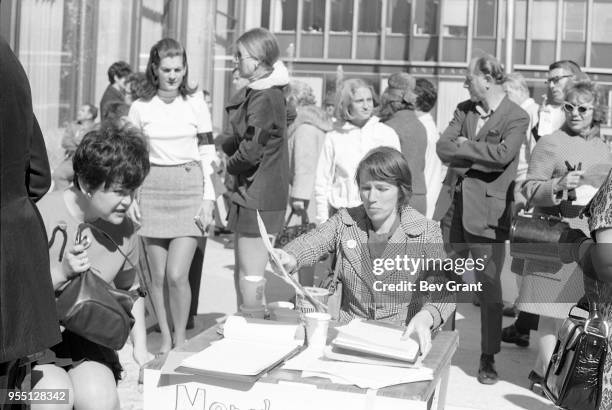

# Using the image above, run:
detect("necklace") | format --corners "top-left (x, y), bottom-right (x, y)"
top-left (157, 89), bottom-right (179, 103)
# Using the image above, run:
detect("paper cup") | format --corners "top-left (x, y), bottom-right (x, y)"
top-left (296, 287), bottom-right (330, 314)
top-left (239, 304), bottom-right (266, 319)
top-left (239, 275), bottom-right (266, 308)
top-left (304, 312), bottom-right (331, 347)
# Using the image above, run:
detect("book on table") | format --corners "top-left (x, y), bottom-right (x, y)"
top-left (331, 319), bottom-right (420, 364)
top-left (176, 315), bottom-right (304, 382)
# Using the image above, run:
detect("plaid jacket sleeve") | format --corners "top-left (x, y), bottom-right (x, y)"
top-left (283, 211), bottom-right (342, 269)
top-left (415, 221), bottom-right (456, 329)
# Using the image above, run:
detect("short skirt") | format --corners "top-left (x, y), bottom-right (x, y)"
top-left (227, 203), bottom-right (284, 235)
top-left (138, 162), bottom-right (204, 238)
top-left (36, 330), bottom-right (122, 383)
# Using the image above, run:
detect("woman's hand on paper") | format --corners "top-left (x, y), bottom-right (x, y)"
top-left (402, 310), bottom-right (434, 357)
top-left (270, 248), bottom-right (298, 274)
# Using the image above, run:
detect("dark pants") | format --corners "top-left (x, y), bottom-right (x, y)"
top-left (0, 359), bottom-right (26, 410)
top-left (515, 311), bottom-right (540, 333)
top-left (188, 239), bottom-right (206, 318)
top-left (442, 192), bottom-right (505, 355)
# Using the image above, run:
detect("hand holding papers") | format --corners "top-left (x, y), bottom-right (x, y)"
top-left (256, 210), bottom-right (328, 313)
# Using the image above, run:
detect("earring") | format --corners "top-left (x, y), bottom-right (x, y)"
top-left (86, 192), bottom-right (93, 198)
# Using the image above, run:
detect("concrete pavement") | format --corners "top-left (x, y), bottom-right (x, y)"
top-left (118, 234), bottom-right (557, 410)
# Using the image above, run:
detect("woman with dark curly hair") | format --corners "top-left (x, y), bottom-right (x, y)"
top-left (32, 127), bottom-right (151, 410)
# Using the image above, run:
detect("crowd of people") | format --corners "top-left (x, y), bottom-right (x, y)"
top-left (2, 25), bottom-right (612, 410)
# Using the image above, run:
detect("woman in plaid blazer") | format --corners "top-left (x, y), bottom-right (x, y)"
top-left (274, 147), bottom-right (455, 354)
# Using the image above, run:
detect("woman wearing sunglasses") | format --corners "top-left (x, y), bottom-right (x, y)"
top-left (514, 79), bottom-right (611, 389)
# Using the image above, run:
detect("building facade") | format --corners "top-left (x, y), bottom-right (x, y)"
top-left (2, 0), bottom-right (611, 147)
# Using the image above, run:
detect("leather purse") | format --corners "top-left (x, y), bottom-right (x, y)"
top-left (543, 304), bottom-right (608, 410)
top-left (51, 222), bottom-right (147, 350)
top-left (274, 210), bottom-right (316, 248)
top-left (510, 211), bottom-right (570, 262)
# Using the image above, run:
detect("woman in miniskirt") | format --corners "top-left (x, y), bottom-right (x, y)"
top-left (129, 38), bottom-right (216, 353)
top-left (222, 28), bottom-right (290, 308)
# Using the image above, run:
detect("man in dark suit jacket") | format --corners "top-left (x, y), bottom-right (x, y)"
top-left (436, 54), bottom-right (529, 385)
top-left (0, 35), bottom-right (61, 406)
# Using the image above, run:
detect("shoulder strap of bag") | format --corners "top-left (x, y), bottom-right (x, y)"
top-left (76, 222), bottom-right (149, 297)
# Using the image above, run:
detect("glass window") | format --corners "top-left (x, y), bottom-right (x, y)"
top-left (475, 0), bottom-right (496, 38)
top-left (280, 0), bottom-right (298, 31)
top-left (530, 0), bottom-right (557, 40)
top-left (414, 0), bottom-right (438, 35)
top-left (95, 1), bottom-right (133, 111)
top-left (303, 0), bottom-right (325, 32)
top-left (563, 0), bottom-right (585, 41)
top-left (358, 0), bottom-right (381, 32)
top-left (387, 0), bottom-right (411, 34)
top-left (443, 0), bottom-right (468, 37)
top-left (331, 0), bottom-right (354, 32)
top-left (498, 0), bottom-right (528, 40)
top-left (593, 1), bottom-right (612, 43)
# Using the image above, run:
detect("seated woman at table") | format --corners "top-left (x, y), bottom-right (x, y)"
top-left (272, 147), bottom-right (455, 355)
top-left (32, 126), bottom-right (151, 410)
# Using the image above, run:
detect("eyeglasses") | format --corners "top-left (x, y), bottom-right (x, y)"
top-left (563, 102), bottom-right (593, 115)
top-left (545, 75), bottom-right (573, 85)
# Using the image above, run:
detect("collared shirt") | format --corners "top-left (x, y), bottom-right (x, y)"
top-left (474, 97), bottom-right (503, 135)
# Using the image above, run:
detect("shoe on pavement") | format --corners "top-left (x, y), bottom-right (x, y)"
top-left (478, 354), bottom-right (499, 385)
top-left (501, 323), bottom-right (530, 347)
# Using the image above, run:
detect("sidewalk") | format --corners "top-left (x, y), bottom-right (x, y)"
top-left (118, 235), bottom-right (557, 410)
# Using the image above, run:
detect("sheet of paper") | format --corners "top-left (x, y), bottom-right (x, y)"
top-left (223, 315), bottom-right (300, 344)
top-left (333, 320), bottom-right (419, 362)
top-left (180, 339), bottom-right (301, 376)
top-left (282, 348), bottom-right (432, 389)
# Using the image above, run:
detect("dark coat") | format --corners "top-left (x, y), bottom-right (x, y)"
top-left (436, 97), bottom-right (529, 239)
top-left (384, 109), bottom-right (428, 215)
top-left (0, 36), bottom-right (61, 362)
top-left (222, 85), bottom-right (289, 211)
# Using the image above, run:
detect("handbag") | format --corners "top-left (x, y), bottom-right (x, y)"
top-left (509, 211), bottom-right (570, 262)
top-left (274, 209), bottom-right (316, 248)
top-left (509, 185), bottom-right (571, 263)
top-left (543, 303), bottom-right (609, 410)
top-left (51, 222), bottom-right (148, 350)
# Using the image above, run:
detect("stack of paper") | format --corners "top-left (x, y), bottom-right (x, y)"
top-left (332, 319), bottom-right (420, 363)
top-left (177, 316), bottom-right (303, 382)
top-left (282, 348), bottom-right (432, 389)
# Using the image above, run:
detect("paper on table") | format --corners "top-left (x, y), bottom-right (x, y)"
top-left (222, 315), bottom-right (300, 344)
top-left (176, 316), bottom-right (303, 377)
top-left (283, 348), bottom-right (433, 389)
top-left (333, 320), bottom-right (420, 363)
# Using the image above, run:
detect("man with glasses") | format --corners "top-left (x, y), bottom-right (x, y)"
top-left (437, 54), bottom-right (529, 385)
top-left (536, 60), bottom-right (582, 139)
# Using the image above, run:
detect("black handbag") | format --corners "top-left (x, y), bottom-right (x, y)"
top-left (51, 222), bottom-right (147, 350)
top-left (543, 304), bottom-right (608, 410)
top-left (274, 209), bottom-right (316, 248)
top-left (510, 211), bottom-right (570, 262)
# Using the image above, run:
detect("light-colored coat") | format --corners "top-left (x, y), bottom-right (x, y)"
top-left (284, 205), bottom-right (455, 326)
top-left (314, 116), bottom-right (400, 224)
